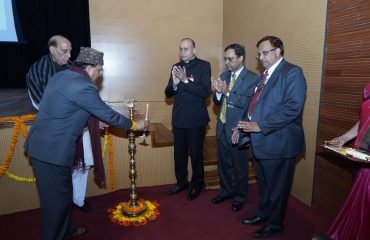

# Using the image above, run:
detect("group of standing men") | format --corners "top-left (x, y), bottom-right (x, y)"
top-left (24, 34), bottom-right (306, 239)
top-left (165, 36), bottom-right (307, 239)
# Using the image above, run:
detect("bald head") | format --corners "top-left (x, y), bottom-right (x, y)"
top-left (179, 38), bottom-right (196, 62)
top-left (48, 35), bottom-right (72, 65)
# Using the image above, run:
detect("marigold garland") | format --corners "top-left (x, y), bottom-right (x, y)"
top-left (107, 199), bottom-right (160, 227)
top-left (0, 114), bottom-right (117, 186)
top-left (102, 127), bottom-right (108, 158)
top-left (0, 115), bottom-right (34, 175)
top-left (0, 120), bottom-right (20, 176)
top-left (0, 115), bottom-right (35, 181)
top-left (107, 127), bottom-right (116, 191)
top-left (0, 115), bottom-right (37, 182)
top-left (5, 171), bottom-right (36, 183)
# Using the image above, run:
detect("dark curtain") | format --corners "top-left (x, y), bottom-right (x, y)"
top-left (0, 0), bottom-right (91, 88)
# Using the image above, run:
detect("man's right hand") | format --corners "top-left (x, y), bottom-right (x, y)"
top-left (231, 127), bottom-right (240, 144)
top-left (135, 119), bottom-right (147, 131)
top-left (212, 77), bottom-right (222, 93)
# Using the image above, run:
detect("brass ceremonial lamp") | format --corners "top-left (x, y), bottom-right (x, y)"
top-left (121, 99), bottom-right (147, 217)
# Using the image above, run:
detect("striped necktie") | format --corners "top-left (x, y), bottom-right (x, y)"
top-left (248, 70), bottom-right (268, 116)
top-left (219, 73), bottom-right (237, 123)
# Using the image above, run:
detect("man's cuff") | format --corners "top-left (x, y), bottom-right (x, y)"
top-left (130, 121), bottom-right (137, 130)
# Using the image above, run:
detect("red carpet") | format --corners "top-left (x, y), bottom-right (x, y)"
top-left (0, 184), bottom-right (331, 240)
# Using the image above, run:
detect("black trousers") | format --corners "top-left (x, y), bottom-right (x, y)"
top-left (32, 158), bottom-right (75, 240)
top-left (217, 125), bottom-right (249, 203)
top-left (254, 157), bottom-right (296, 230)
top-left (173, 126), bottom-right (206, 189)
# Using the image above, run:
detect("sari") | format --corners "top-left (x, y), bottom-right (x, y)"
top-left (328, 83), bottom-right (370, 240)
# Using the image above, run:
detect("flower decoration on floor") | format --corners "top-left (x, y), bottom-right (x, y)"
top-left (108, 199), bottom-right (160, 227)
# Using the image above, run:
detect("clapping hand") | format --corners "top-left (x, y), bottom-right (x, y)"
top-left (171, 68), bottom-right (180, 87)
top-left (212, 78), bottom-right (228, 95)
top-left (172, 65), bottom-right (188, 83)
top-left (212, 77), bottom-right (222, 92)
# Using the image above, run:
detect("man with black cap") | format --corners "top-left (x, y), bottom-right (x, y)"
top-left (26, 35), bottom-right (101, 214)
top-left (24, 47), bottom-right (145, 240)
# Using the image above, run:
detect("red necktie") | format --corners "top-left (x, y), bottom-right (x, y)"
top-left (248, 70), bottom-right (268, 116)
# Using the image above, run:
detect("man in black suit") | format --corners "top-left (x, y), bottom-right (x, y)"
top-left (235, 36), bottom-right (307, 238)
top-left (165, 38), bottom-right (211, 201)
top-left (24, 47), bottom-right (145, 240)
top-left (212, 44), bottom-right (259, 212)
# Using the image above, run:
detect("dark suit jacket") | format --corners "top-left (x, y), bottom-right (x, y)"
top-left (165, 57), bottom-right (211, 128)
top-left (249, 59), bottom-right (306, 159)
top-left (214, 67), bottom-right (259, 142)
top-left (24, 69), bottom-right (133, 167)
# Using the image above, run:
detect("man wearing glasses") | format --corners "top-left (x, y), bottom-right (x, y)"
top-left (211, 43), bottom-right (259, 212)
top-left (235, 36), bottom-right (307, 238)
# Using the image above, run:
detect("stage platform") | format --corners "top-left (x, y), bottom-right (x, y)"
top-left (0, 89), bottom-right (36, 117)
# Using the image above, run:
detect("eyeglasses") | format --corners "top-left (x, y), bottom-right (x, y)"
top-left (257, 48), bottom-right (277, 58)
top-left (179, 47), bottom-right (192, 52)
top-left (93, 66), bottom-right (104, 74)
top-left (224, 56), bottom-right (238, 62)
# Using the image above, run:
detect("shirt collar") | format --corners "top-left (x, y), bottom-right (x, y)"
top-left (184, 56), bottom-right (196, 64)
top-left (232, 66), bottom-right (244, 79)
top-left (265, 57), bottom-right (283, 77)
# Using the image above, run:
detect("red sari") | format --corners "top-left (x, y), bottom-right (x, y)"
top-left (328, 83), bottom-right (370, 240)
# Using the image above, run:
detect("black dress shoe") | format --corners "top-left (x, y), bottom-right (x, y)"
top-left (231, 201), bottom-right (244, 212)
top-left (252, 226), bottom-right (283, 238)
top-left (74, 203), bottom-right (91, 213)
top-left (211, 195), bottom-right (232, 204)
top-left (187, 187), bottom-right (202, 201)
top-left (167, 185), bottom-right (189, 195)
top-left (242, 216), bottom-right (266, 225)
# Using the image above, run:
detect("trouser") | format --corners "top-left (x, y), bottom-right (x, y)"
top-left (254, 157), bottom-right (296, 230)
top-left (32, 158), bottom-right (75, 240)
top-left (72, 166), bottom-right (90, 206)
top-left (72, 129), bottom-right (93, 206)
top-left (217, 124), bottom-right (249, 203)
top-left (173, 126), bottom-right (206, 189)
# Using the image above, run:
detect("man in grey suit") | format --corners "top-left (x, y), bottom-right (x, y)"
top-left (235, 36), bottom-right (306, 238)
top-left (24, 47), bottom-right (145, 240)
top-left (212, 44), bottom-right (259, 212)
